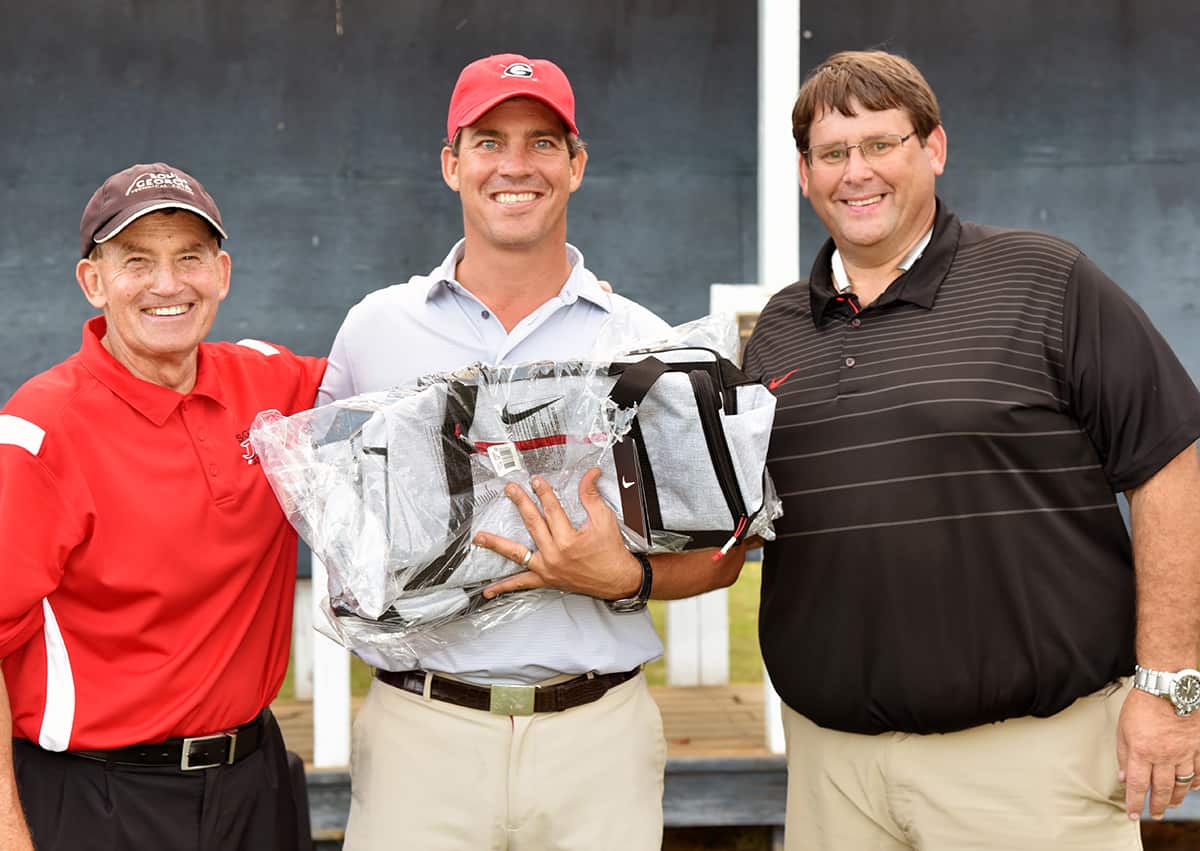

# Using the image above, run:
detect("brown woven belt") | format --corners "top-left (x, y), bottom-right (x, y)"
top-left (375, 666), bottom-right (641, 715)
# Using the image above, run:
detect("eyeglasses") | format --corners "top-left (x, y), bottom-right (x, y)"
top-left (804, 133), bottom-right (916, 169)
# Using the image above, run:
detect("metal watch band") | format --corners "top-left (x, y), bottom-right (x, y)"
top-left (1133, 663), bottom-right (1200, 718)
top-left (1133, 664), bottom-right (1173, 697)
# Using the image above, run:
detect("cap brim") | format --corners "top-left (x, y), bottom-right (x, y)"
top-left (456, 91), bottom-right (579, 137)
top-left (93, 201), bottom-right (228, 246)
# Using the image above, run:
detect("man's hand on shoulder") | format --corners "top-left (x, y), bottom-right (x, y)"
top-left (475, 468), bottom-right (641, 601)
top-left (1117, 686), bottom-right (1200, 820)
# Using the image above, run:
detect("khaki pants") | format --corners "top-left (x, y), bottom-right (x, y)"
top-left (782, 680), bottom-right (1142, 851)
top-left (344, 672), bottom-right (666, 851)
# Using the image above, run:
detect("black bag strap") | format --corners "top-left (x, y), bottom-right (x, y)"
top-left (610, 347), bottom-right (755, 415)
top-left (608, 356), bottom-right (671, 409)
top-left (607, 356), bottom-right (674, 546)
top-left (403, 380), bottom-right (479, 590)
top-left (626, 417), bottom-right (664, 531)
top-left (688, 369), bottom-right (747, 530)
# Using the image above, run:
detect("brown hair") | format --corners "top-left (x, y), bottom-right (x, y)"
top-left (446, 128), bottom-right (587, 159)
top-left (445, 99), bottom-right (587, 160)
top-left (792, 51), bottom-right (941, 154)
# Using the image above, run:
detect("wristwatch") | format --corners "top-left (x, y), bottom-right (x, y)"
top-left (1133, 664), bottom-right (1200, 716)
top-left (607, 553), bottom-right (653, 613)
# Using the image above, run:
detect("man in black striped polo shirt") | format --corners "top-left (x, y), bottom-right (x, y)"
top-left (744, 50), bottom-right (1200, 849)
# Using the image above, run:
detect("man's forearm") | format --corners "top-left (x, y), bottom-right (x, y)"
top-left (1116, 443), bottom-right (1200, 821)
top-left (647, 542), bottom-right (748, 600)
top-left (0, 668), bottom-right (34, 850)
top-left (1127, 443), bottom-right (1200, 668)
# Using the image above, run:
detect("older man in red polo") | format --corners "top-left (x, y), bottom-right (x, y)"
top-left (0, 163), bottom-right (326, 850)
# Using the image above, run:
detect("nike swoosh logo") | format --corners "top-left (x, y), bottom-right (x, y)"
top-left (500, 397), bottom-right (561, 426)
top-left (767, 368), bottom-right (800, 391)
top-left (621, 477), bottom-right (636, 489)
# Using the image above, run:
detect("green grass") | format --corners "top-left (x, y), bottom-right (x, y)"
top-left (645, 560), bottom-right (763, 687)
top-left (284, 560), bottom-right (764, 697)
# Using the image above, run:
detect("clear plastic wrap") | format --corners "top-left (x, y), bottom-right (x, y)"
top-left (252, 359), bottom-right (632, 668)
top-left (251, 314), bottom-right (782, 667)
top-left (588, 311), bottom-right (742, 364)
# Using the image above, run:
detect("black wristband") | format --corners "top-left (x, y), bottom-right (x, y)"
top-left (606, 552), bottom-right (653, 613)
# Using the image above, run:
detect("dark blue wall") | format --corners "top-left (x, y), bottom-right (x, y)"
top-left (3, 1), bottom-right (1198, 403)
top-left (798, 0), bottom-right (1200, 374)
top-left (0, 1), bottom-right (757, 401)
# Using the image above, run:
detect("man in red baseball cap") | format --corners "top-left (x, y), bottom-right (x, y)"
top-left (0, 162), bottom-right (326, 850)
top-left (320, 53), bottom-right (747, 851)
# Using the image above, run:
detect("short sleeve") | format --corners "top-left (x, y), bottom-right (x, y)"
top-left (1063, 254), bottom-right (1200, 491)
top-left (0, 437), bottom-right (82, 658)
top-left (318, 312), bottom-right (360, 405)
top-left (231, 340), bottom-right (327, 414)
top-left (286, 352), bottom-right (328, 413)
top-left (743, 328), bottom-right (764, 376)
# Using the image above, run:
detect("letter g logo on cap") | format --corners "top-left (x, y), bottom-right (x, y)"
top-left (502, 62), bottom-right (534, 78)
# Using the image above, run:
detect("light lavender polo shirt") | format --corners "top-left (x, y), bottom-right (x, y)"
top-left (318, 240), bottom-right (669, 684)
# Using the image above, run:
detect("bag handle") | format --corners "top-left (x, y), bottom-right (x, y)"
top-left (608, 356), bottom-right (671, 409)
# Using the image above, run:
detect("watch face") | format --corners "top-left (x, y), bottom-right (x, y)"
top-left (1170, 672), bottom-right (1200, 713)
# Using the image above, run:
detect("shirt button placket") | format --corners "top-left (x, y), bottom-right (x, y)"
top-left (842, 312), bottom-right (863, 370)
top-left (183, 397), bottom-right (222, 486)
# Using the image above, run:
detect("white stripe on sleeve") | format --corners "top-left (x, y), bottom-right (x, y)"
top-left (38, 599), bottom-right (75, 751)
top-left (236, 339), bottom-right (280, 356)
top-left (0, 414), bottom-right (45, 456)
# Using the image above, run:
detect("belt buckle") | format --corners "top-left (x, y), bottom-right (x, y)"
top-left (489, 684), bottom-right (535, 716)
top-left (180, 731), bottom-right (237, 770)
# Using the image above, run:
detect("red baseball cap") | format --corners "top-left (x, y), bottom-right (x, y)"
top-left (446, 53), bottom-right (578, 142)
top-left (79, 162), bottom-right (227, 258)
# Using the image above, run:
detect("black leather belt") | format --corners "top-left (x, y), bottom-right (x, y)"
top-left (376, 667), bottom-right (641, 715)
top-left (70, 711), bottom-right (267, 771)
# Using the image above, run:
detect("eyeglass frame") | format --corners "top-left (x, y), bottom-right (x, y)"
top-left (802, 132), bottom-right (917, 168)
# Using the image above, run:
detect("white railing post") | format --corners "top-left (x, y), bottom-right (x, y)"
top-left (310, 555), bottom-right (352, 767)
top-left (666, 592), bottom-right (730, 686)
top-left (764, 668), bottom-right (787, 754)
top-left (666, 283), bottom-right (776, 688)
top-left (291, 577), bottom-right (314, 700)
top-left (757, 0), bottom-right (801, 751)
top-left (758, 0), bottom-right (801, 293)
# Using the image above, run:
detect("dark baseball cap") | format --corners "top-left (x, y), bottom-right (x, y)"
top-left (79, 162), bottom-right (227, 258)
top-left (446, 53), bottom-right (578, 142)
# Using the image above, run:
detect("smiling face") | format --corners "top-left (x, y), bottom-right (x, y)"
top-left (75, 211), bottom-right (230, 391)
top-left (441, 97), bottom-right (587, 252)
top-left (799, 99), bottom-right (946, 269)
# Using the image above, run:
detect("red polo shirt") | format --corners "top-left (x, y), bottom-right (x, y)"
top-left (0, 317), bottom-right (326, 750)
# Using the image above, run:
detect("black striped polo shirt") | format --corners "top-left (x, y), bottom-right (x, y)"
top-left (743, 201), bottom-right (1200, 735)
